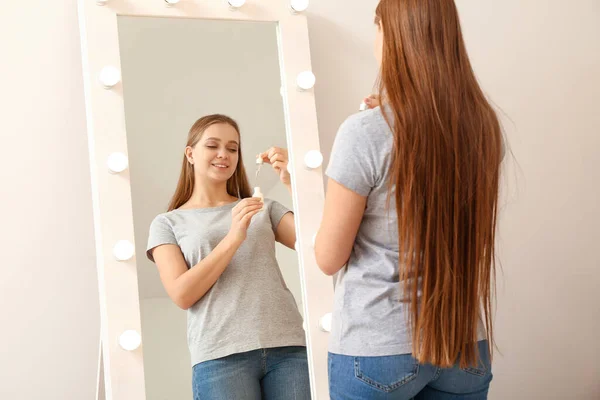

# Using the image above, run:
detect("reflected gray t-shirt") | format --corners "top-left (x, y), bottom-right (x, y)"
top-left (326, 107), bottom-right (486, 357)
top-left (147, 198), bottom-right (305, 366)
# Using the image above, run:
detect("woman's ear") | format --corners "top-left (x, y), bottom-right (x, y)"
top-left (185, 146), bottom-right (194, 164)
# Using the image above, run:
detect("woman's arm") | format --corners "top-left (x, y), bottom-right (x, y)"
top-left (257, 146), bottom-right (296, 247)
top-left (315, 178), bottom-right (367, 276)
top-left (275, 212), bottom-right (296, 250)
top-left (258, 147), bottom-right (292, 195)
top-left (152, 235), bottom-right (241, 310)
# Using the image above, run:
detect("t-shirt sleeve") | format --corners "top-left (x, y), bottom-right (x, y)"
top-left (146, 214), bottom-right (178, 263)
top-left (268, 199), bottom-right (292, 233)
top-left (326, 114), bottom-right (377, 196)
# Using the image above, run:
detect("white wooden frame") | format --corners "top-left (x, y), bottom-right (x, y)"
top-left (78, 0), bottom-right (333, 399)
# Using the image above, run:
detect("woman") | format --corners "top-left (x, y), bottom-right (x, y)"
top-left (315, 0), bottom-right (503, 399)
top-left (146, 114), bottom-right (310, 399)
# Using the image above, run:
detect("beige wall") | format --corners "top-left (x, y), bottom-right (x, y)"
top-left (1, 1), bottom-right (598, 399)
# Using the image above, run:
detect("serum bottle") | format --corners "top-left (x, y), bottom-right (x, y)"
top-left (254, 155), bottom-right (264, 210)
top-left (252, 187), bottom-right (264, 211)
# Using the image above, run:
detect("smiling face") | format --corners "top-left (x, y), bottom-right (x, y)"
top-left (186, 122), bottom-right (240, 184)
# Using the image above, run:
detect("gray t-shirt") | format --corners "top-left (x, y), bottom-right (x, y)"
top-left (147, 198), bottom-right (306, 366)
top-left (326, 106), bottom-right (486, 357)
top-left (326, 107), bottom-right (410, 356)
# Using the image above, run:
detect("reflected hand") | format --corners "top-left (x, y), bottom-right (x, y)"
top-left (258, 147), bottom-right (290, 186)
top-left (363, 94), bottom-right (380, 109)
top-left (227, 198), bottom-right (263, 245)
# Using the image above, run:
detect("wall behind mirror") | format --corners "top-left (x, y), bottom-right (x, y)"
top-left (117, 16), bottom-right (303, 400)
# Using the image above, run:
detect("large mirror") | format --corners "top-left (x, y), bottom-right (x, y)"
top-left (117, 16), bottom-right (310, 399)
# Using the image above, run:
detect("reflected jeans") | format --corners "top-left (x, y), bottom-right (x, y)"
top-left (192, 346), bottom-right (310, 400)
top-left (329, 341), bottom-right (492, 400)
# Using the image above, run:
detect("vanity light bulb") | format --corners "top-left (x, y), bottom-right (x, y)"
top-left (228, 0), bottom-right (246, 8)
top-left (119, 330), bottom-right (141, 351)
top-left (99, 66), bottom-right (121, 89)
top-left (304, 150), bottom-right (323, 169)
top-left (319, 313), bottom-right (332, 332)
top-left (296, 71), bottom-right (316, 90)
top-left (113, 240), bottom-right (135, 261)
top-left (291, 0), bottom-right (309, 12)
top-left (107, 152), bottom-right (128, 173)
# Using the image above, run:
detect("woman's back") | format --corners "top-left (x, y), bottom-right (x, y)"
top-left (317, 0), bottom-right (502, 397)
top-left (326, 106), bottom-right (408, 355)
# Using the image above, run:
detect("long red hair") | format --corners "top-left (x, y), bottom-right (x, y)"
top-left (167, 114), bottom-right (252, 211)
top-left (375, 0), bottom-right (502, 368)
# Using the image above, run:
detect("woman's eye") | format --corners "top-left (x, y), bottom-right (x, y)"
top-left (206, 145), bottom-right (217, 149)
top-left (228, 148), bottom-right (238, 153)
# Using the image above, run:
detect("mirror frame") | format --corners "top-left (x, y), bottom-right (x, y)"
top-left (77, 1), bottom-right (333, 399)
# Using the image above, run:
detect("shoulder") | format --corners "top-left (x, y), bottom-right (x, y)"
top-left (149, 212), bottom-right (174, 230)
top-left (263, 198), bottom-right (290, 211)
top-left (149, 211), bottom-right (190, 232)
top-left (337, 106), bottom-right (391, 143)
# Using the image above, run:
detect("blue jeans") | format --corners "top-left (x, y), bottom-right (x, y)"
top-left (192, 346), bottom-right (310, 400)
top-left (329, 341), bottom-right (492, 400)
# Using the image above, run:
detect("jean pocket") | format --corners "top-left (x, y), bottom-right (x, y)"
top-left (354, 355), bottom-right (419, 393)
top-left (461, 365), bottom-right (487, 377)
top-left (460, 341), bottom-right (492, 377)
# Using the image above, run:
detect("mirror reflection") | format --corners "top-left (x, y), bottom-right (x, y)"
top-left (117, 16), bottom-right (310, 400)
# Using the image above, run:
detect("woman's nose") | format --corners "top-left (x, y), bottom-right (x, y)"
top-left (217, 149), bottom-right (228, 159)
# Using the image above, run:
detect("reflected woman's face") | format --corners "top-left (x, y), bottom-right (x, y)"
top-left (187, 123), bottom-right (240, 183)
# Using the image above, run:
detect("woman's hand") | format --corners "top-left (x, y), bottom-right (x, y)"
top-left (226, 198), bottom-right (263, 245)
top-left (363, 94), bottom-right (380, 109)
top-left (258, 147), bottom-right (291, 187)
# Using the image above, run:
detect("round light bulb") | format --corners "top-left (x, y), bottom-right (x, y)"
top-left (228, 0), bottom-right (246, 8)
top-left (107, 152), bottom-right (128, 173)
top-left (99, 66), bottom-right (121, 89)
top-left (113, 240), bottom-right (135, 261)
top-left (291, 0), bottom-right (309, 12)
top-left (319, 313), bottom-right (332, 332)
top-left (304, 150), bottom-right (323, 169)
top-left (119, 330), bottom-right (141, 351)
top-left (165, 0), bottom-right (180, 5)
top-left (296, 71), bottom-right (316, 90)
